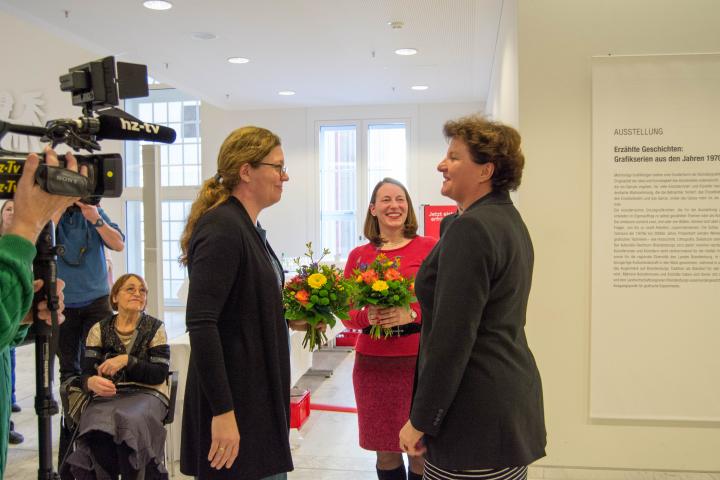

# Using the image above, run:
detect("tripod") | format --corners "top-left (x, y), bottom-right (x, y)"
top-left (32, 221), bottom-right (64, 480)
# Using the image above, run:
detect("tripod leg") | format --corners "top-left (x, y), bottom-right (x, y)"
top-left (33, 222), bottom-right (62, 480)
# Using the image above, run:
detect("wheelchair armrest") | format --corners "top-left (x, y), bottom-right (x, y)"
top-left (164, 370), bottom-right (179, 425)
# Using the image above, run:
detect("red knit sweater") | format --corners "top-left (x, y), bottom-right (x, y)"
top-left (342, 236), bottom-right (437, 356)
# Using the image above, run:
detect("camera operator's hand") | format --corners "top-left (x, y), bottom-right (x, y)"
top-left (74, 201), bottom-right (102, 224)
top-left (97, 354), bottom-right (129, 378)
top-left (7, 147), bottom-right (83, 244)
top-left (21, 278), bottom-right (66, 326)
top-left (72, 199), bottom-right (125, 253)
top-left (87, 375), bottom-right (117, 397)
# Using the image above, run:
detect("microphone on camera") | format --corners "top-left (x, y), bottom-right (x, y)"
top-left (81, 115), bottom-right (177, 143)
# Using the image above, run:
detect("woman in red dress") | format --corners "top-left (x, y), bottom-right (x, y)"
top-left (342, 178), bottom-right (436, 480)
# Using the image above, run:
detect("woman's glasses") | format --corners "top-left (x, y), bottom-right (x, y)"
top-left (122, 286), bottom-right (148, 296)
top-left (257, 162), bottom-right (288, 175)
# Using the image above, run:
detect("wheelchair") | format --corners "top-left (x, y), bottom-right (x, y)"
top-left (58, 371), bottom-right (179, 478)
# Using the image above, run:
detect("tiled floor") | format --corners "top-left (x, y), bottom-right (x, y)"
top-left (5, 328), bottom-right (379, 479)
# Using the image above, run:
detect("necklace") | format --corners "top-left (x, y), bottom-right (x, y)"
top-left (380, 238), bottom-right (411, 250)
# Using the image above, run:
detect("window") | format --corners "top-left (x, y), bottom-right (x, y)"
top-left (124, 200), bottom-right (192, 307)
top-left (122, 88), bottom-right (201, 306)
top-left (125, 201), bottom-right (144, 277)
top-left (367, 124), bottom-right (408, 190)
top-left (124, 89), bottom-right (202, 188)
top-left (319, 120), bottom-right (408, 259)
top-left (161, 201), bottom-right (192, 304)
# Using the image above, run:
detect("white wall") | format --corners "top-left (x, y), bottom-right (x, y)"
top-left (518, 0), bottom-right (720, 472)
top-left (486, 0), bottom-right (518, 126)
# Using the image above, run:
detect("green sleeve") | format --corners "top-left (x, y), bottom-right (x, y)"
top-left (0, 234), bottom-right (36, 349)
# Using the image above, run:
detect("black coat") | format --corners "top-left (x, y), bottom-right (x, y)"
top-left (180, 197), bottom-right (292, 480)
top-left (411, 190), bottom-right (546, 469)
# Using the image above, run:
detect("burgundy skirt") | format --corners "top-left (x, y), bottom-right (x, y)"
top-left (352, 353), bottom-right (417, 452)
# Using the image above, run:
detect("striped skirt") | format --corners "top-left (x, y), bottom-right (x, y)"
top-left (423, 461), bottom-right (528, 480)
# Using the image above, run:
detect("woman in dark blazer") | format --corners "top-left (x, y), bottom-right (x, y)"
top-left (400, 116), bottom-right (546, 480)
top-left (178, 126), bottom-right (293, 480)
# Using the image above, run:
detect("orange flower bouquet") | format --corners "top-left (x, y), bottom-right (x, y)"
top-left (350, 254), bottom-right (415, 339)
top-left (283, 243), bottom-right (352, 350)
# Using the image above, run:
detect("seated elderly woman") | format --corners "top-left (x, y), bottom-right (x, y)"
top-left (64, 273), bottom-right (170, 480)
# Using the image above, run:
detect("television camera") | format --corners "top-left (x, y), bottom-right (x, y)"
top-left (0, 56), bottom-right (176, 203)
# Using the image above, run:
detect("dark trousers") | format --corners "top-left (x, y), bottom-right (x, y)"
top-left (73, 432), bottom-right (148, 480)
top-left (57, 295), bottom-right (112, 383)
top-left (10, 348), bottom-right (16, 404)
top-left (57, 295), bottom-right (111, 479)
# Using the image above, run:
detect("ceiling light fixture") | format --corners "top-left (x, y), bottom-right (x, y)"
top-left (411, 85), bottom-right (429, 91)
top-left (395, 48), bottom-right (418, 56)
top-left (143, 1), bottom-right (173, 11)
top-left (191, 32), bottom-right (216, 40)
top-left (278, 90), bottom-right (296, 96)
top-left (227, 57), bottom-right (250, 64)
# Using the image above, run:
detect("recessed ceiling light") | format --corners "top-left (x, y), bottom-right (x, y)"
top-left (411, 85), bottom-right (429, 91)
top-left (227, 57), bottom-right (250, 64)
top-left (395, 48), bottom-right (418, 56)
top-left (143, 1), bottom-right (172, 11)
top-left (278, 90), bottom-right (296, 96)
top-left (191, 32), bottom-right (216, 40)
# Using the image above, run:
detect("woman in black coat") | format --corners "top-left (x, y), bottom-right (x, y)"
top-left (400, 116), bottom-right (546, 480)
top-left (179, 126), bottom-right (293, 480)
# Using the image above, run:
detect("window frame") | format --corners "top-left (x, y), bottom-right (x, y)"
top-left (121, 87), bottom-right (201, 308)
top-left (315, 117), bottom-right (411, 260)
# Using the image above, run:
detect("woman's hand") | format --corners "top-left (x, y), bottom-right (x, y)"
top-left (87, 375), bottom-right (117, 397)
top-left (368, 306), bottom-right (414, 328)
top-left (208, 410), bottom-right (240, 469)
top-left (97, 354), bottom-right (129, 378)
top-left (288, 320), bottom-right (328, 333)
top-left (399, 420), bottom-right (427, 456)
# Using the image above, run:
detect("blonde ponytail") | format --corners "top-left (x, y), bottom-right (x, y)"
top-left (179, 176), bottom-right (229, 265)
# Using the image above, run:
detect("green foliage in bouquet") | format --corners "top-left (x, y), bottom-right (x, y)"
top-left (350, 254), bottom-right (415, 339)
top-left (283, 242), bottom-right (353, 350)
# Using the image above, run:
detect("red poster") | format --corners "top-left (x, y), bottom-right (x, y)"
top-left (422, 205), bottom-right (458, 239)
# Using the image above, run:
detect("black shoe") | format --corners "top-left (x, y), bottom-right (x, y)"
top-left (11, 403), bottom-right (21, 413)
top-left (9, 429), bottom-right (24, 445)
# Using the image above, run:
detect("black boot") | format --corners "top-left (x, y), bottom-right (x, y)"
top-left (377, 465), bottom-right (407, 480)
top-left (8, 421), bottom-right (24, 445)
top-left (408, 468), bottom-right (423, 480)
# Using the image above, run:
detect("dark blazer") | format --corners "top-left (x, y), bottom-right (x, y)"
top-left (439, 210), bottom-right (459, 237)
top-left (411, 190), bottom-right (546, 469)
top-left (180, 197), bottom-right (292, 480)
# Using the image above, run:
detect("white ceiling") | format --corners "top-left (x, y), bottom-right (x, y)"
top-left (0, 0), bottom-right (503, 110)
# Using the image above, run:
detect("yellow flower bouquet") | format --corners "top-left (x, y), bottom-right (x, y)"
top-left (350, 254), bottom-right (415, 339)
top-left (283, 243), bottom-right (353, 350)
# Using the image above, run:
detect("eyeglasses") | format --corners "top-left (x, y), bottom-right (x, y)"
top-left (257, 162), bottom-right (288, 175)
top-left (122, 286), bottom-right (148, 296)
